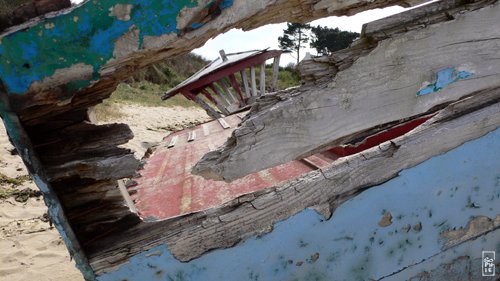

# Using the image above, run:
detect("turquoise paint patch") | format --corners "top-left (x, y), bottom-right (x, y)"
top-left (89, 20), bottom-right (132, 56)
top-left (97, 128), bottom-right (500, 281)
top-left (0, 0), bottom-right (234, 95)
top-left (191, 23), bottom-right (204, 29)
top-left (417, 67), bottom-right (474, 96)
top-left (220, 0), bottom-right (233, 9)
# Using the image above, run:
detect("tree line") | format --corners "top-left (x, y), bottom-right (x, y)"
top-left (278, 23), bottom-right (359, 65)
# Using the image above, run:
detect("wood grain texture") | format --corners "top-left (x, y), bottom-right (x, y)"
top-left (271, 56), bottom-right (280, 91)
top-left (88, 89), bottom-right (500, 274)
top-left (0, 0), bottom-right (71, 32)
top-left (193, 1), bottom-right (500, 181)
top-left (5, 0), bottom-right (428, 127)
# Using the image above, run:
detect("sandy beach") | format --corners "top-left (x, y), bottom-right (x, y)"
top-left (0, 104), bottom-right (209, 281)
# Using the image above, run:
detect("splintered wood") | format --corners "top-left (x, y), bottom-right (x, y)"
top-left (193, 0), bottom-right (500, 181)
top-left (1, 0), bottom-right (499, 277)
top-left (89, 86), bottom-right (500, 274)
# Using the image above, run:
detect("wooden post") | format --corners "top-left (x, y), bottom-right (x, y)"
top-left (202, 88), bottom-right (230, 116)
top-left (209, 83), bottom-right (231, 107)
top-left (118, 180), bottom-right (137, 213)
top-left (219, 49), bottom-right (228, 62)
top-left (260, 62), bottom-right (266, 95)
top-left (200, 88), bottom-right (217, 104)
top-left (240, 70), bottom-right (251, 98)
top-left (271, 55), bottom-right (280, 92)
top-left (183, 91), bottom-right (221, 120)
top-left (217, 79), bottom-right (238, 104)
top-left (229, 74), bottom-right (245, 104)
top-left (250, 66), bottom-right (257, 97)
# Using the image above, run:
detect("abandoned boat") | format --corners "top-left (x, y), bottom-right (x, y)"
top-left (0, 0), bottom-right (498, 280)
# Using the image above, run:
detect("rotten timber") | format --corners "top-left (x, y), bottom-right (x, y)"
top-left (2, 0), bottom-right (426, 127)
top-left (0, 0), bottom-right (71, 32)
top-left (0, 0), bottom-right (499, 279)
top-left (88, 84), bottom-right (500, 274)
top-left (193, 0), bottom-right (500, 181)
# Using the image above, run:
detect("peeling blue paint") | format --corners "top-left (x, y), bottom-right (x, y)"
top-left (417, 67), bottom-right (474, 96)
top-left (0, 0), bottom-right (234, 95)
top-left (220, 0), bottom-right (234, 9)
top-left (97, 128), bottom-right (500, 281)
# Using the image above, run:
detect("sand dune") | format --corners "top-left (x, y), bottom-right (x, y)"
top-left (0, 104), bottom-right (209, 281)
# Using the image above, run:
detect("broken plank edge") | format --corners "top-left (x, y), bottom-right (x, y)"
top-left (87, 91), bottom-right (499, 274)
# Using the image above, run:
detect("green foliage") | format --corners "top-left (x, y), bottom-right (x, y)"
top-left (108, 81), bottom-right (198, 108)
top-left (0, 186), bottom-right (41, 202)
top-left (94, 52), bottom-right (301, 121)
top-left (310, 26), bottom-right (359, 56)
top-left (0, 188), bottom-right (17, 200)
top-left (277, 67), bottom-right (300, 89)
top-left (94, 53), bottom-right (207, 120)
top-left (131, 53), bottom-right (209, 88)
top-left (278, 23), bottom-right (312, 65)
top-left (0, 173), bottom-right (30, 186)
top-left (234, 64), bottom-right (300, 92)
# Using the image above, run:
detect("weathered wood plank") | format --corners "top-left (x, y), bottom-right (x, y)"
top-left (187, 131), bottom-right (196, 142)
top-left (250, 66), bottom-right (257, 97)
top-left (0, 84), bottom-right (96, 280)
top-left (88, 87), bottom-right (500, 273)
top-left (228, 74), bottom-right (245, 103)
top-left (362, 0), bottom-right (497, 40)
top-left (299, 0), bottom-right (493, 86)
top-left (118, 180), bottom-right (138, 214)
top-left (182, 91), bottom-right (221, 119)
top-left (260, 62), bottom-right (266, 95)
top-left (193, 2), bottom-right (500, 181)
top-left (240, 70), bottom-right (251, 98)
top-left (210, 95), bottom-right (231, 116)
top-left (0, 0), bottom-right (71, 32)
top-left (207, 84), bottom-right (231, 113)
top-left (217, 118), bottom-right (231, 129)
top-left (271, 56), bottom-right (280, 91)
top-left (217, 79), bottom-right (238, 104)
top-left (193, 94), bottom-right (222, 120)
top-left (3, 0), bottom-right (430, 128)
top-left (56, 180), bottom-right (123, 209)
top-left (167, 136), bottom-right (178, 148)
top-left (210, 83), bottom-right (231, 107)
top-left (33, 122), bottom-right (134, 165)
top-left (45, 154), bottom-right (139, 181)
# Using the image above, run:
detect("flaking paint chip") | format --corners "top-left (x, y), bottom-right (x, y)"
top-left (413, 222), bottom-right (422, 232)
top-left (378, 211), bottom-right (393, 227)
top-left (109, 4), bottom-right (134, 21)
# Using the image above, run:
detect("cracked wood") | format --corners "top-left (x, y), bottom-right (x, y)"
top-left (193, 1), bottom-right (500, 181)
top-left (87, 88), bottom-right (500, 274)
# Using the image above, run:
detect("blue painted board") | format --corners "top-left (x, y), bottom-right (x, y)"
top-left (97, 128), bottom-right (500, 281)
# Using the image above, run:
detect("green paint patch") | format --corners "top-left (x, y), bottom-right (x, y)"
top-left (0, 0), bottom-right (203, 94)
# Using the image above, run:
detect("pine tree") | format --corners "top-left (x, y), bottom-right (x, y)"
top-left (278, 23), bottom-right (312, 65)
top-left (310, 26), bottom-right (359, 56)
